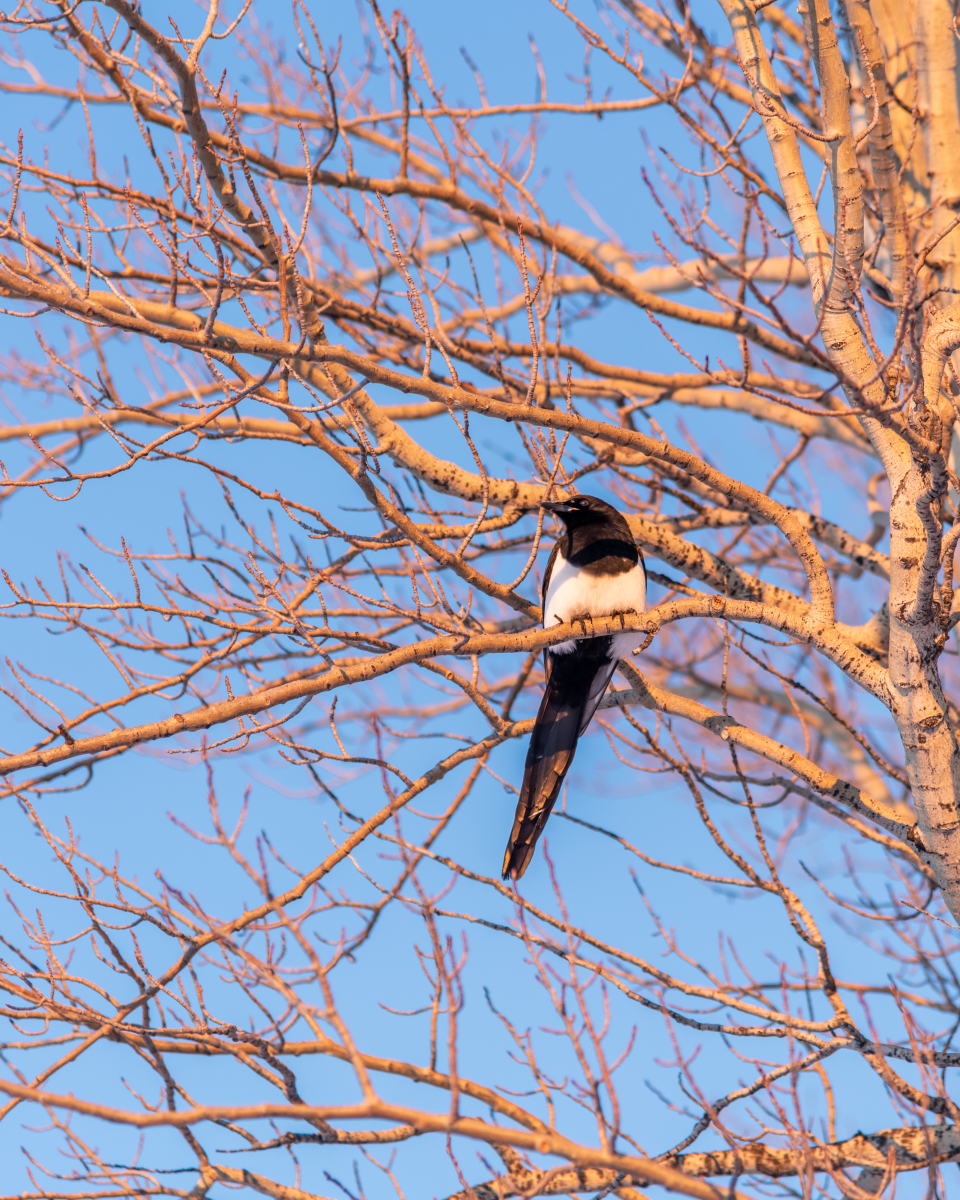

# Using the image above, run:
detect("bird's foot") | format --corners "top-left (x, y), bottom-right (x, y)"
top-left (610, 608), bottom-right (637, 630)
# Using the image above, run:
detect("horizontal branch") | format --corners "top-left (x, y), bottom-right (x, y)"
top-left (0, 404), bottom-right (882, 595)
top-left (7, 16), bottom-right (827, 372)
top-left (1, 378), bottom-right (870, 456)
top-left (444, 1123), bottom-right (960, 1196)
top-left (0, 993), bottom-right (551, 1136)
top-left (607, 663), bottom-right (919, 847)
top-left (0, 403), bottom-right (447, 446)
top-left (311, 191), bottom-right (822, 367)
top-left (0, 1078), bottom-right (755, 1200)
top-left (0, 597), bottom-right (883, 776)
top-left (664, 1123), bottom-right (960, 1177)
top-left (564, 253), bottom-right (810, 296)
top-left (0, 276), bottom-right (843, 629)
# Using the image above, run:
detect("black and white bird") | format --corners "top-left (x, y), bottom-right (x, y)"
top-left (502, 495), bottom-right (647, 880)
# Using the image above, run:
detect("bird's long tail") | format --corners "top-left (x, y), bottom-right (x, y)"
top-left (502, 639), bottom-right (617, 880)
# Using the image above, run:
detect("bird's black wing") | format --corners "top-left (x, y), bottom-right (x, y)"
top-left (540, 539), bottom-right (561, 615)
top-left (502, 635), bottom-right (616, 880)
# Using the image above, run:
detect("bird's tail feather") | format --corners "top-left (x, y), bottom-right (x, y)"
top-left (502, 642), bottom-right (617, 880)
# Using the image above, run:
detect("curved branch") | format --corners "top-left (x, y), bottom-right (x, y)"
top-left (606, 663), bottom-right (922, 854)
top-left (57, 3), bottom-right (830, 370)
top-left (0, 272), bottom-right (840, 629)
top-left (0, 596), bottom-right (885, 777)
top-left (442, 1123), bottom-right (960, 1193)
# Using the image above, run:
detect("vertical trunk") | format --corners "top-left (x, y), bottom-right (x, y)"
top-left (916, 0), bottom-right (960, 291)
top-left (887, 452), bottom-right (960, 920)
top-left (724, 0), bottom-right (960, 921)
top-left (845, 0), bottom-right (912, 298)
top-left (870, 0), bottom-right (929, 215)
top-left (885, 1), bottom-right (960, 923)
top-left (799, 0), bottom-right (865, 289)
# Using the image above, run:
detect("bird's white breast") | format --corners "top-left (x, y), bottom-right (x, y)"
top-left (543, 548), bottom-right (646, 656)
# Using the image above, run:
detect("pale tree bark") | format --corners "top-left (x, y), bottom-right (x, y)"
top-left (1, 0), bottom-right (960, 1197)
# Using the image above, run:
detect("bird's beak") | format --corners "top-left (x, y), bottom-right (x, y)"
top-left (541, 500), bottom-right (574, 515)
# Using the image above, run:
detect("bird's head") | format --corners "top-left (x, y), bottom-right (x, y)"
top-left (541, 495), bottom-right (622, 529)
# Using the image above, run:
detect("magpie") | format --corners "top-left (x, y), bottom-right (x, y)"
top-left (502, 495), bottom-right (647, 880)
